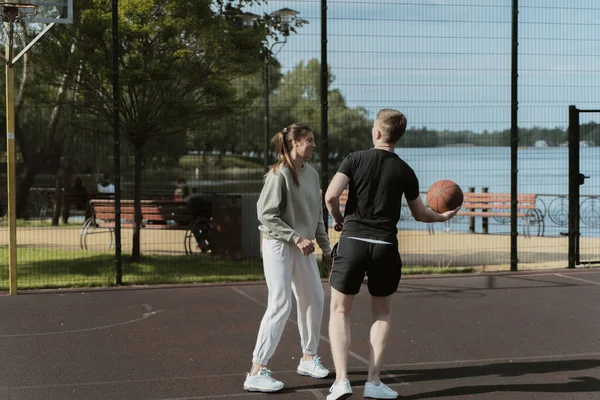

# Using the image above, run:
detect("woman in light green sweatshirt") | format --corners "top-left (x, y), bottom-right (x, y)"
top-left (243, 124), bottom-right (332, 393)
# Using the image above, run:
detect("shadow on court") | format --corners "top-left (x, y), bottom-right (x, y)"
top-left (0, 268), bottom-right (599, 400)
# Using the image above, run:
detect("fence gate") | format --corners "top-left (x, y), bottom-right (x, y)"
top-left (568, 105), bottom-right (600, 268)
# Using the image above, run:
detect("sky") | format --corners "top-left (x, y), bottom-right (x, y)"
top-left (248, 0), bottom-right (600, 133)
top-left (23, 0), bottom-right (73, 24)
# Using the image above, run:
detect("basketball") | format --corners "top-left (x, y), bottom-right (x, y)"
top-left (426, 180), bottom-right (463, 213)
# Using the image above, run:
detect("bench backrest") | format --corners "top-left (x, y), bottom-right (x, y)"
top-left (90, 199), bottom-right (191, 225)
top-left (461, 193), bottom-right (537, 211)
top-left (335, 189), bottom-right (537, 215)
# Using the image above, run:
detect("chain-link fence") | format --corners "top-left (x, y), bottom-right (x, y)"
top-left (1, 1), bottom-right (599, 290)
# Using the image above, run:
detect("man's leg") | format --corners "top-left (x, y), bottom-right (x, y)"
top-left (367, 294), bottom-right (392, 384)
top-left (329, 287), bottom-right (355, 382)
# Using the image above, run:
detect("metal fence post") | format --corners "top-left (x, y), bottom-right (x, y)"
top-left (482, 187), bottom-right (489, 234)
top-left (567, 105), bottom-right (579, 269)
top-left (468, 186), bottom-right (475, 233)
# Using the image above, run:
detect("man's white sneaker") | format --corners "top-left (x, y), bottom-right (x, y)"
top-left (297, 355), bottom-right (330, 378)
top-left (243, 368), bottom-right (284, 393)
top-left (326, 378), bottom-right (353, 400)
top-left (364, 381), bottom-right (398, 399)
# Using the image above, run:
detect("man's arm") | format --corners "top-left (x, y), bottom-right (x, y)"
top-left (325, 172), bottom-right (350, 229)
top-left (407, 196), bottom-right (459, 222)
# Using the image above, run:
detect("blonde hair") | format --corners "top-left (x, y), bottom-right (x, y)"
top-left (266, 123), bottom-right (313, 187)
top-left (376, 109), bottom-right (407, 144)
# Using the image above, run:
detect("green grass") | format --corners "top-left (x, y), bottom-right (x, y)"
top-left (124, 255), bottom-right (265, 285)
top-left (0, 248), bottom-right (264, 290)
top-left (0, 248), bottom-right (116, 289)
top-left (0, 247), bottom-right (475, 291)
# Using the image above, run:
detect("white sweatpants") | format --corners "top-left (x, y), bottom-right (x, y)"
top-left (251, 239), bottom-right (325, 365)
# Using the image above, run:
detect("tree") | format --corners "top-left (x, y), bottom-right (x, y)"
top-left (30, 0), bottom-right (301, 260)
top-left (2, 21), bottom-right (81, 219)
top-left (270, 58), bottom-right (372, 166)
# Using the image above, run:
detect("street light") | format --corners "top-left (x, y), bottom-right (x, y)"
top-left (263, 8), bottom-right (300, 172)
top-left (240, 11), bottom-right (259, 27)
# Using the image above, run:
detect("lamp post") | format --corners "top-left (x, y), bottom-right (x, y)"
top-left (263, 8), bottom-right (299, 172)
top-left (240, 8), bottom-right (299, 172)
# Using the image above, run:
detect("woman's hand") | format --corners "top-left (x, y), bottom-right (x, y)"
top-left (296, 237), bottom-right (316, 255)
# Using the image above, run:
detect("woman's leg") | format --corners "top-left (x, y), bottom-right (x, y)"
top-left (250, 240), bottom-right (293, 372)
top-left (291, 248), bottom-right (325, 358)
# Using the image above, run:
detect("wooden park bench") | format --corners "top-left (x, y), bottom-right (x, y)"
top-left (455, 192), bottom-right (545, 237)
top-left (80, 199), bottom-right (211, 254)
top-left (336, 189), bottom-right (544, 237)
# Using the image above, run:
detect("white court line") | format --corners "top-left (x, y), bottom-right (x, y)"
top-left (384, 351), bottom-right (600, 368)
top-left (554, 273), bottom-right (600, 285)
top-left (154, 388), bottom-right (325, 400)
top-left (0, 364), bottom-right (377, 391)
top-left (404, 269), bottom-right (600, 281)
top-left (231, 287), bottom-right (406, 389)
top-left (230, 286), bottom-right (369, 364)
top-left (152, 351), bottom-right (600, 400)
top-left (3, 351), bottom-right (599, 394)
top-left (0, 304), bottom-right (162, 338)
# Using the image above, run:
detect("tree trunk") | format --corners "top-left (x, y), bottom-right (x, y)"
top-left (131, 145), bottom-right (144, 262)
top-left (16, 150), bottom-right (48, 218)
top-left (15, 42), bottom-right (76, 218)
top-left (51, 168), bottom-right (64, 226)
top-left (14, 26), bottom-right (35, 218)
top-left (61, 55), bottom-right (83, 224)
top-left (60, 163), bottom-right (74, 224)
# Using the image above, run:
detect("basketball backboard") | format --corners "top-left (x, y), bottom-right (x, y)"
top-left (4, 0), bottom-right (72, 24)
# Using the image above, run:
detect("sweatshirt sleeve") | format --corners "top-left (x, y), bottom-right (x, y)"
top-left (315, 201), bottom-right (331, 255)
top-left (257, 171), bottom-right (298, 243)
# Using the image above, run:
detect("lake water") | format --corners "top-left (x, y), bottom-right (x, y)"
top-left (395, 146), bottom-right (600, 237)
top-left (396, 146), bottom-right (599, 197)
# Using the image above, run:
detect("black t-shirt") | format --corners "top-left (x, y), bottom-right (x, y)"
top-left (338, 148), bottom-right (420, 242)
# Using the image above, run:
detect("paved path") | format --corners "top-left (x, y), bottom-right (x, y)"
top-left (2, 225), bottom-right (599, 270)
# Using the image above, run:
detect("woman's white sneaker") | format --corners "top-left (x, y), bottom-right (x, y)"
top-left (364, 381), bottom-right (398, 399)
top-left (297, 355), bottom-right (330, 378)
top-left (326, 378), bottom-right (353, 400)
top-left (243, 368), bottom-right (284, 392)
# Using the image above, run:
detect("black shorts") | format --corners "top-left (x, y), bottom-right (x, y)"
top-left (329, 237), bottom-right (402, 297)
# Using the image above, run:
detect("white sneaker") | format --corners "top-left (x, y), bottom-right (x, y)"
top-left (364, 381), bottom-right (398, 399)
top-left (243, 368), bottom-right (284, 393)
top-left (297, 355), bottom-right (330, 378)
top-left (326, 378), bottom-right (353, 400)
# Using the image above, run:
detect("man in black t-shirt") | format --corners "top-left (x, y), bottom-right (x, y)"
top-left (324, 109), bottom-right (459, 400)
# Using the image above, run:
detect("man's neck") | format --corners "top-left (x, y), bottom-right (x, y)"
top-left (374, 144), bottom-right (395, 152)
